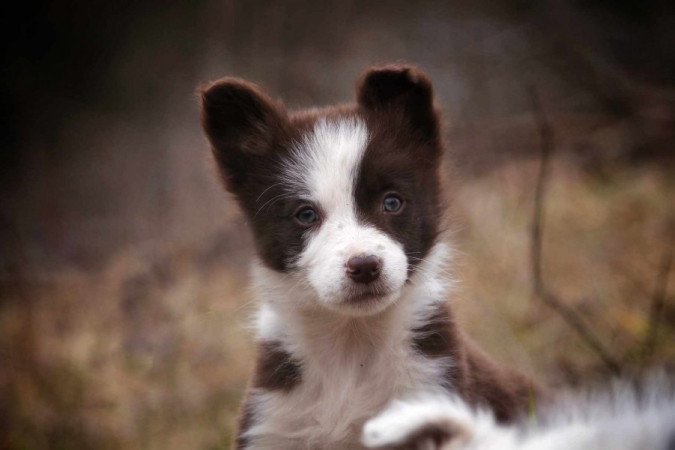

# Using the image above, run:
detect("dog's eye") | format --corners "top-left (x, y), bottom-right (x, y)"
top-left (383, 194), bottom-right (403, 213)
top-left (295, 206), bottom-right (319, 225)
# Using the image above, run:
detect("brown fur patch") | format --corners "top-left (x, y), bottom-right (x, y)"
top-left (386, 420), bottom-right (470, 450)
top-left (411, 303), bottom-right (460, 358)
top-left (412, 302), bottom-right (539, 422)
top-left (200, 78), bottom-right (315, 272)
top-left (355, 65), bottom-right (444, 271)
top-left (234, 395), bottom-right (256, 449)
top-left (233, 343), bottom-right (302, 447)
top-left (253, 341), bottom-right (302, 392)
top-left (460, 338), bottom-right (537, 422)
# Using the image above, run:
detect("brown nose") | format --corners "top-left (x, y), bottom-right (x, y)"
top-left (346, 255), bottom-right (382, 284)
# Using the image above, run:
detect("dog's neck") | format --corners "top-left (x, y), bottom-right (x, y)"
top-left (251, 242), bottom-right (453, 363)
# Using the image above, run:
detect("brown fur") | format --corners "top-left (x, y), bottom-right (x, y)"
top-left (384, 420), bottom-right (470, 450)
top-left (253, 341), bottom-right (302, 391)
top-left (413, 303), bottom-right (538, 422)
top-left (461, 338), bottom-right (537, 422)
top-left (235, 398), bottom-right (256, 450)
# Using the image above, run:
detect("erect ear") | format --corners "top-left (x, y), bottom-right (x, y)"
top-left (200, 78), bottom-right (287, 191)
top-left (357, 65), bottom-right (438, 139)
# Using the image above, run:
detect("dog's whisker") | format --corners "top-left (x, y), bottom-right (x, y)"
top-left (254, 193), bottom-right (293, 217)
top-left (255, 182), bottom-right (285, 203)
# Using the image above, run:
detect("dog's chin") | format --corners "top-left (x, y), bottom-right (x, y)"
top-left (326, 290), bottom-right (402, 317)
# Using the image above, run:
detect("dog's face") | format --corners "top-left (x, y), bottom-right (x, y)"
top-left (201, 66), bottom-right (443, 315)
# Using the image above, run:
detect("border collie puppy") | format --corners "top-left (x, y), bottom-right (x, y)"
top-left (200, 65), bottom-right (539, 449)
top-left (362, 375), bottom-right (675, 450)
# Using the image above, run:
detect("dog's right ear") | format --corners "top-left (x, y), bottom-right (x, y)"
top-left (200, 78), bottom-right (287, 191)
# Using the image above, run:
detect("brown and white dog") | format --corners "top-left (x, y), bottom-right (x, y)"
top-left (200, 65), bottom-right (539, 449)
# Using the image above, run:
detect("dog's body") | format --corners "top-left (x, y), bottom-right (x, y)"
top-left (200, 66), bottom-right (538, 449)
top-left (362, 375), bottom-right (675, 450)
top-left (241, 268), bottom-right (534, 449)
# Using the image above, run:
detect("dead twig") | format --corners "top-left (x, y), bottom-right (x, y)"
top-left (643, 247), bottom-right (673, 361)
top-left (528, 86), bottom-right (622, 375)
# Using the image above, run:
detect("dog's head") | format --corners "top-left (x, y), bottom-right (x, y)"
top-left (201, 65), bottom-right (444, 315)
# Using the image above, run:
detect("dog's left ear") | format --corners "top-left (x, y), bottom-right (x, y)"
top-left (357, 65), bottom-right (438, 139)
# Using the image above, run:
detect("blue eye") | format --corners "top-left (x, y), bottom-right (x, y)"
top-left (383, 194), bottom-right (403, 213)
top-left (295, 206), bottom-right (319, 225)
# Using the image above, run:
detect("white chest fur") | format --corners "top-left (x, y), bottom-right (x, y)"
top-left (243, 243), bottom-right (454, 449)
top-left (246, 313), bottom-right (451, 449)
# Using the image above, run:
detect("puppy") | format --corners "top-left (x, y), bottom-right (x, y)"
top-left (200, 65), bottom-right (540, 449)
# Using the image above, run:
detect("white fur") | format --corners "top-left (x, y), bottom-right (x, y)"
top-left (245, 242), bottom-right (455, 449)
top-left (362, 395), bottom-right (482, 448)
top-left (362, 375), bottom-right (675, 450)
top-left (280, 118), bottom-right (409, 315)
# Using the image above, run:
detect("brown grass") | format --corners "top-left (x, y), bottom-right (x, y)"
top-left (2, 159), bottom-right (673, 448)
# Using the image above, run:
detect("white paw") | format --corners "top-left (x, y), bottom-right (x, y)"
top-left (362, 395), bottom-right (477, 449)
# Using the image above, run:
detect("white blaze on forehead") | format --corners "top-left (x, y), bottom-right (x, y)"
top-left (281, 117), bottom-right (408, 312)
top-left (284, 118), bottom-right (368, 209)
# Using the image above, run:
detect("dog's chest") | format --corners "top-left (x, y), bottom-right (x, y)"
top-left (249, 335), bottom-right (450, 449)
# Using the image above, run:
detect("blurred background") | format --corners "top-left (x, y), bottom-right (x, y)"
top-left (1, 0), bottom-right (673, 448)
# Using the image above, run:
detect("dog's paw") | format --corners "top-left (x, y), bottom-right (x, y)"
top-left (362, 395), bottom-right (476, 449)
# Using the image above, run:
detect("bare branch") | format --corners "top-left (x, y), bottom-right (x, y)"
top-left (528, 86), bottom-right (622, 375)
top-left (643, 247), bottom-right (673, 361)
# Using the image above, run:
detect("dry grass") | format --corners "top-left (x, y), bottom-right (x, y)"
top-left (455, 159), bottom-right (674, 382)
top-left (2, 160), bottom-right (673, 448)
top-left (2, 239), bottom-right (255, 448)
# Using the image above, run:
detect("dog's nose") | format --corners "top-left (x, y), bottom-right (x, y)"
top-left (346, 255), bottom-right (382, 284)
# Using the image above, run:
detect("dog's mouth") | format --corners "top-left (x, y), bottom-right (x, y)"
top-left (342, 283), bottom-right (399, 305)
top-left (346, 291), bottom-right (386, 304)
top-left (331, 287), bottom-right (402, 316)
top-left (318, 280), bottom-right (405, 316)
